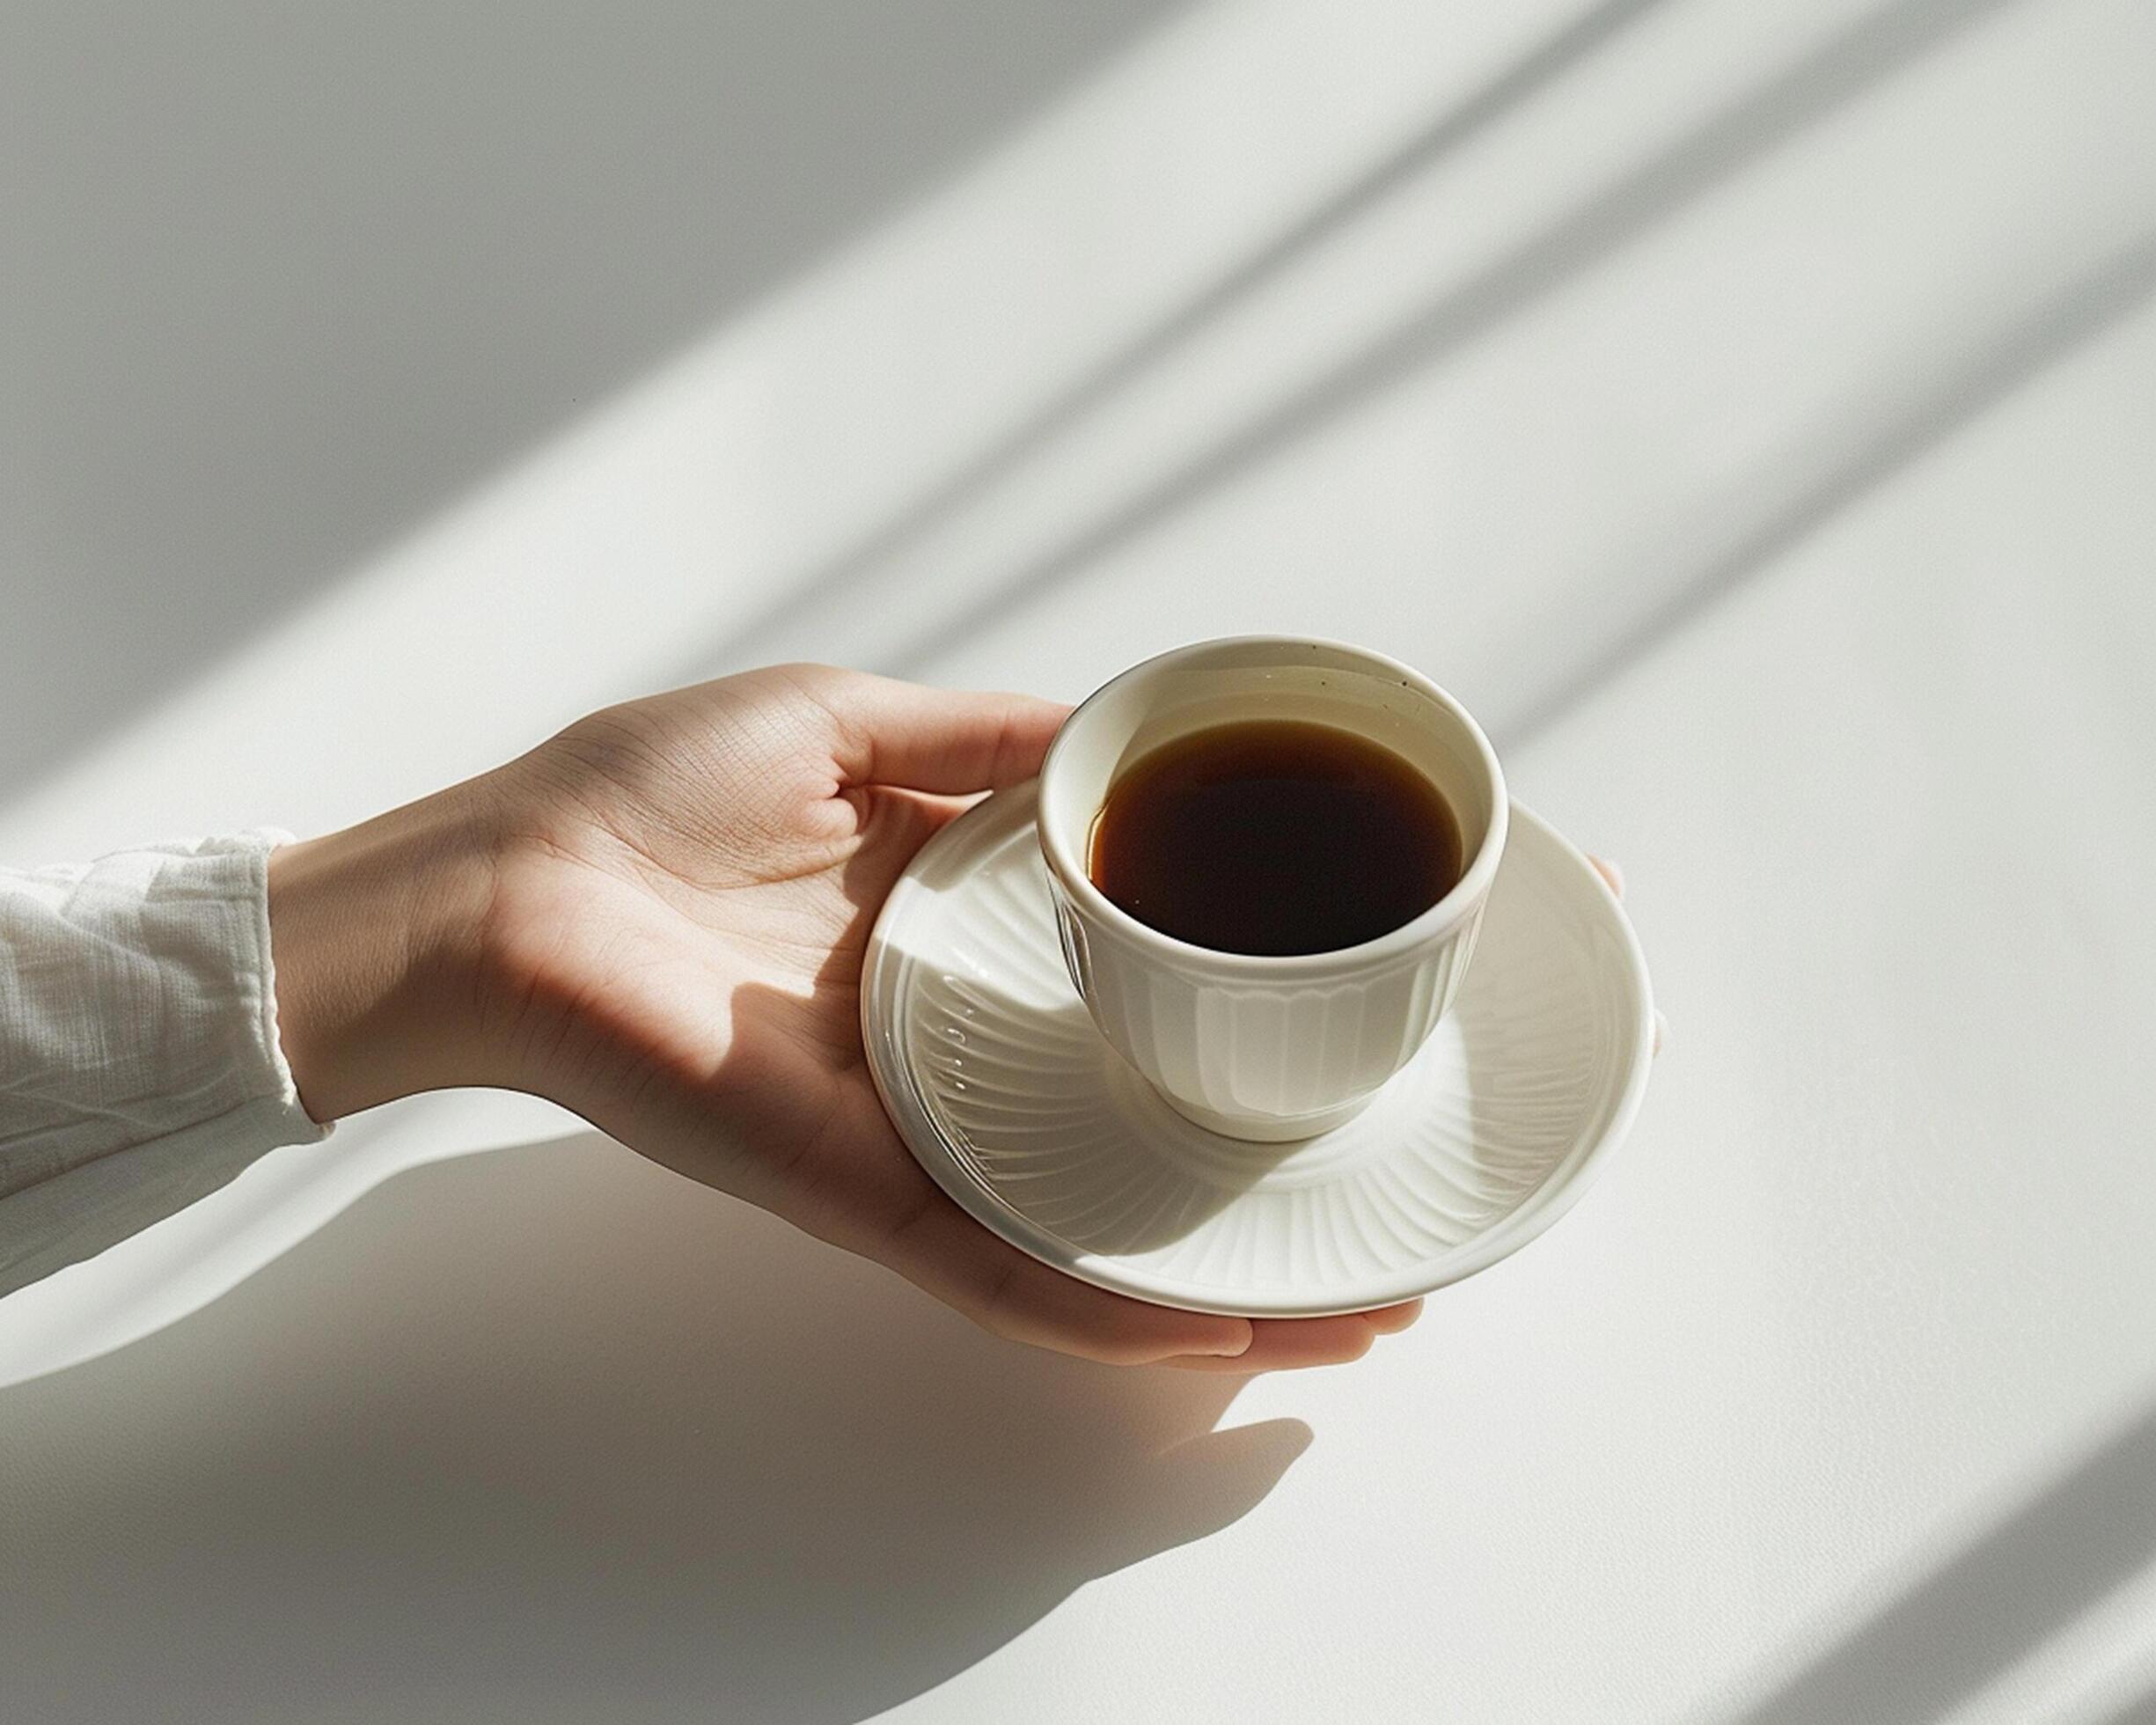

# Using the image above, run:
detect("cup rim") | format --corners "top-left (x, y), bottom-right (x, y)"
top-left (1037, 635), bottom-right (1510, 974)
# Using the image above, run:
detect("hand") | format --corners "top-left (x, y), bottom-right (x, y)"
top-left (268, 666), bottom-right (1425, 1369)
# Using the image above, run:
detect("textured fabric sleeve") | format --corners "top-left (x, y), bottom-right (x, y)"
top-left (0, 830), bottom-right (330, 1296)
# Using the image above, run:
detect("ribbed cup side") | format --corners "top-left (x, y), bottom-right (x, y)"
top-left (1046, 873), bottom-right (1486, 1129)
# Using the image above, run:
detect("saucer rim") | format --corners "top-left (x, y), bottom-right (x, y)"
top-left (860, 782), bottom-right (1654, 1318)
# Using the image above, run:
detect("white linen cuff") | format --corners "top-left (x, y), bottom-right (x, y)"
top-left (0, 828), bottom-right (331, 1295)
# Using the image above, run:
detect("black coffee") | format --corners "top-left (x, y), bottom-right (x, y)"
top-left (1088, 720), bottom-right (1463, 956)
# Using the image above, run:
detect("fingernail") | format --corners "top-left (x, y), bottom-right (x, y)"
top-left (1653, 1009), bottom-right (1668, 1054)
top-left (1597, 857), bottom-right (1625, 898)
top-left (1208, 1320), bottom-right (1256, 1357)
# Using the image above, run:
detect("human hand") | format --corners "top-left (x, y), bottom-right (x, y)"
top-left (268, 666), bottom-right (1425, 1369)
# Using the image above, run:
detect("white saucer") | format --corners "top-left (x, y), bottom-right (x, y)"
top-left (861, 782), bottom-right (1653, 1318)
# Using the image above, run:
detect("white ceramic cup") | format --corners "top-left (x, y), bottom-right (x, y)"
top-left (1037, 636), bottom-right (1508, 1141)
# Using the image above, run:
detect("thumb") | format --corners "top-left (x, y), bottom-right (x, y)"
top-left (810, 668), bottom-right (1071, 794)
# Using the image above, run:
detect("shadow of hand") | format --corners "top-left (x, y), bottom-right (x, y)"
top-left (0, 1134), bottom-right (1309, 1724)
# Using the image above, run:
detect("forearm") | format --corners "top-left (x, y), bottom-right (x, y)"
top-left (266, 781), bottom-right (505, 1121)
top-left (0, 765), bottom-right (528, 1297)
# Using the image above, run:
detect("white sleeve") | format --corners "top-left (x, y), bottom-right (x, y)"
top-left (0, 830), bottom-right (330, 1296)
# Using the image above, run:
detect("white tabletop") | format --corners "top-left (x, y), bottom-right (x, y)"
top-left (5, 1), bottom-right (2155, 1719)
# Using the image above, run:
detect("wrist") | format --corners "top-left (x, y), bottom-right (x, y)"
top-left (268, 782), bottom-right (504, 1121)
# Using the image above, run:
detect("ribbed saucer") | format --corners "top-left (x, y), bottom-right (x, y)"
top-left (861, 782), bottom-right (1652, 1318)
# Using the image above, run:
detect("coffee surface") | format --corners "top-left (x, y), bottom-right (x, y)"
top-left (1087, 720), bottom-right (1463, 956)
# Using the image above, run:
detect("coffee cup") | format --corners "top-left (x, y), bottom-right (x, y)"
top-left (1036, 636), bottom-right (1507, 1141)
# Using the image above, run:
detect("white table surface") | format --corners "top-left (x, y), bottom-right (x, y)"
top-left (5, 1), bottom-right (2155, 1719)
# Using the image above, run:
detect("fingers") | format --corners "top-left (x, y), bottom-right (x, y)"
top-left (796, 667), bottom-right (1072, 795)
top-left (1361, 1297), bottom-right (1425, 1334)
top-left (1159, 1306), bottom-right (1421, 1373)
top-left (862, 1168), bottom-right (1432, 1370)
top-left (881, 1186), bottom-right (1256, 1365)
top-left (864, 1172), bottom-right (1425, 1370)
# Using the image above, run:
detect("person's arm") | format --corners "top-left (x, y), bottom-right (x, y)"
top-left (5, 668), bottom-right (1424, 1369)
top-left (0, 833), bottom-right (326, 1296)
